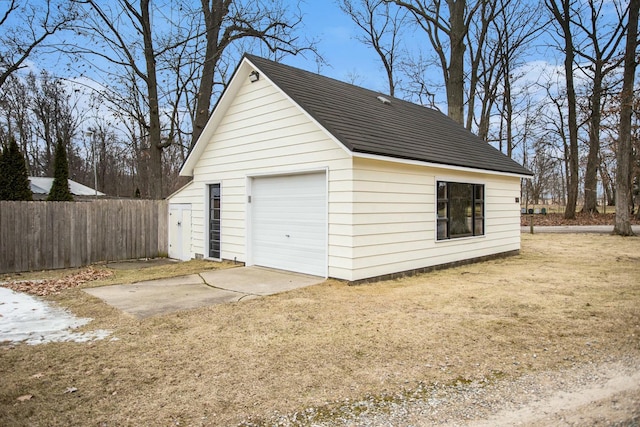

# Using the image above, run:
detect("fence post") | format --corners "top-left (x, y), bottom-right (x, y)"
top-left (529, 214), bottom-right (534, 234)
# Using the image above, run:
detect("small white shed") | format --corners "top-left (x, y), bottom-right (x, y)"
top-left (168, 55), bottom-right (532, 282)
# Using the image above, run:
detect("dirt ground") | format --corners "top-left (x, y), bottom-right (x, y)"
top-left (482, 366), bottom-right (640, 427)
top-left (1, 233), bottom-right (639, 426)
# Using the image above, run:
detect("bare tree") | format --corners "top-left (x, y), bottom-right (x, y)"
top-left (0, 0), bottom-right (77, 88)
top-left (574, 0), bottom-right (627, 213)
top-left (69, 0), bottom-right (175, 198)
top-left (464, 0), bottom-right (502, 132)
top-left (539, 72), bottom-right (572, 208)
top-left (613, 0), bottom-right (638, 236)
top-left (480, 0), bottom-right (544, 155)
top-left (339, 0), bottom-right (407, 96)
top-left (27, 71), bottom-right (80, 177)
top-left (0, 75), bottom-right (34, 157)
top-left (392, 0), bottom-right (482, 124)
top-left (191, 0), bottom-right (313, 146)
top-left (526, 138), bottom-right (559, 204)
top-left (400, 52), bottom-right (439, 108)
top-left (546, 0), bottom-right (580, 219)
top-left (70, 1), bottom-right (315, 197)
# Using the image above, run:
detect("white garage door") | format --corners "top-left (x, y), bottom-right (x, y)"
top-left (251, 172), bottom-right (327, 277)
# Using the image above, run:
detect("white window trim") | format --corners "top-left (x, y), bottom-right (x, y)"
top-left (434, 177), bottom-right (486, 243)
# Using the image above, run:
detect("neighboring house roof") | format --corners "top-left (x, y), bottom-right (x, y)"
top-left (182, 54), bottom-right (533, 177)
top-left (28, 177), bottom-right (105, 197)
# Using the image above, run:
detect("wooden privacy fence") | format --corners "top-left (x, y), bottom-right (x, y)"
top-left (0, 200), bottom-right (168, 274)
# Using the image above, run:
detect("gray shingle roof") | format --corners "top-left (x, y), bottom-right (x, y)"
top-left (245, 54), bottom-right (532, 176)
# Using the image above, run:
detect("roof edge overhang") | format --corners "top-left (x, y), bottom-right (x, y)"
top-left (179, 56), bottom-right (256, 177)
top-left (179, 54), bottom-right (354, 177)
top-left (165, 177), bottom-right (194, 200)
top-left (353, 152), bottom-right (534, 179)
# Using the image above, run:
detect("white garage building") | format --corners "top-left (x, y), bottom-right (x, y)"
top-left (167, 54), bottom-right (532, 283)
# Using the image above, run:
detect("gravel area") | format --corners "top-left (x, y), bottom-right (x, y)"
top-left (252, 356), bottom-right (640, 426)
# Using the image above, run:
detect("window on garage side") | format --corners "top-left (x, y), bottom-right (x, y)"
top-left (437, 181), bottom-right (484, 240)
top-left (209, 184), bottom-right (221, 259)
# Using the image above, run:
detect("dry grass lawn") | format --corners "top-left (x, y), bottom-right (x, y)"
top-left (1, 234), bottom-right (639, 426)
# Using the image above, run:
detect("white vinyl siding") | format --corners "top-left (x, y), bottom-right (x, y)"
top-left (349, 158), bottom-right (521, 281)
top-left (169, 71), bottom-right (352, 274)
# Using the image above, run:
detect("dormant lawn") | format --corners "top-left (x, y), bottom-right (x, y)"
top-left (1, 233), bottom-right (638, 426)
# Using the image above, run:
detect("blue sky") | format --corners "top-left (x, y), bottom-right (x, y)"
top-left (285, 1), bottom-right (400, 93)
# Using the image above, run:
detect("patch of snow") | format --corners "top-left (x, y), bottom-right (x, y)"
top-left (0, 287), bottom-right (111, 345)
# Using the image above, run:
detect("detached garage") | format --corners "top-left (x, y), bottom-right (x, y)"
top-left (168, 54), bottom-right (532, 282)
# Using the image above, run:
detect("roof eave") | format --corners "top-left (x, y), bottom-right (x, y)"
top-left (353, 151), bottom-right (533, 179)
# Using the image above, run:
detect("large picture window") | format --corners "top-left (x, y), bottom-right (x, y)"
top-left (437, 181), bottom-right (484, 240)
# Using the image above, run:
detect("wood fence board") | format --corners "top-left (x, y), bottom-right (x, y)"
top-left (0, 203), bottom-right (6, 271)
top-left (0, 200), bottom-right (169, 274)
top-left (51, 203), bottom-right (60, 269)
top-left (1, 203), bottom-right (14, 272)
top-left (158, 201), bottom-right (168, 256)
top-left (117, 201), bottom-right (125, 260)
top-left (24, 204), bottom-right (35, 272)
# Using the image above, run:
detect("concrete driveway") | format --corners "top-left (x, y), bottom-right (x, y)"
top-left (84, 266), bottom-right (325, 318)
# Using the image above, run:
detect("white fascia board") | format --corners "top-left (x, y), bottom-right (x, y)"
top-left (179, 59), bottom-right (254, 177)
top-left (165, 179), bottom-right (194, 200)
top-left (353, 152), bottom-right (533, 179)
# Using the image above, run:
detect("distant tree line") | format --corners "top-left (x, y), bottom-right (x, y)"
top-left (0, 0), bottom-right (314, 200)
top-left (341, 0), bottom-right (638, 233)
top-left (0, 0), bottom-right (638, 232)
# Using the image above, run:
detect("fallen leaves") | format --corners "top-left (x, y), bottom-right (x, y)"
top-left (0, 267), bottom-right (113, 296)
top-left (63, 387), bottom-right (78, 394)
top-left (16, 394), bottom-right (33, 402)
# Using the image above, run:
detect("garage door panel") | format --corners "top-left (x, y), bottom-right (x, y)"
top-left (251, 172), bottom-right (326, 277)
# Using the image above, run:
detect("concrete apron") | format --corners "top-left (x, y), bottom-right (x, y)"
top-left (83, 266), bottom-right (325, 318)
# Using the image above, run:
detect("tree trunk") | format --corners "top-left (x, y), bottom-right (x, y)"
top-left (613, 0), bottom-right (638, 236)
top-left (141, 0), bottom-right (163, 199)
top-left (599, 163), bottom-right (615, 206)
top-left (582, 70), bottom-right (603, 214)
top-left (547, 0), bottom-right (579, 219)
top-left (191, 0), bottom-right (224, 148)
top-left (446, 0), bottom-right (466, 125)
top-left (564, 42), bottom-right (579, 217)
top-left (504, 70), bottom-right (513, 158)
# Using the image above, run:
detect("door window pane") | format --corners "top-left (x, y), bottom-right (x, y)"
top-left (209, 184), bottom-right (221, 258)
